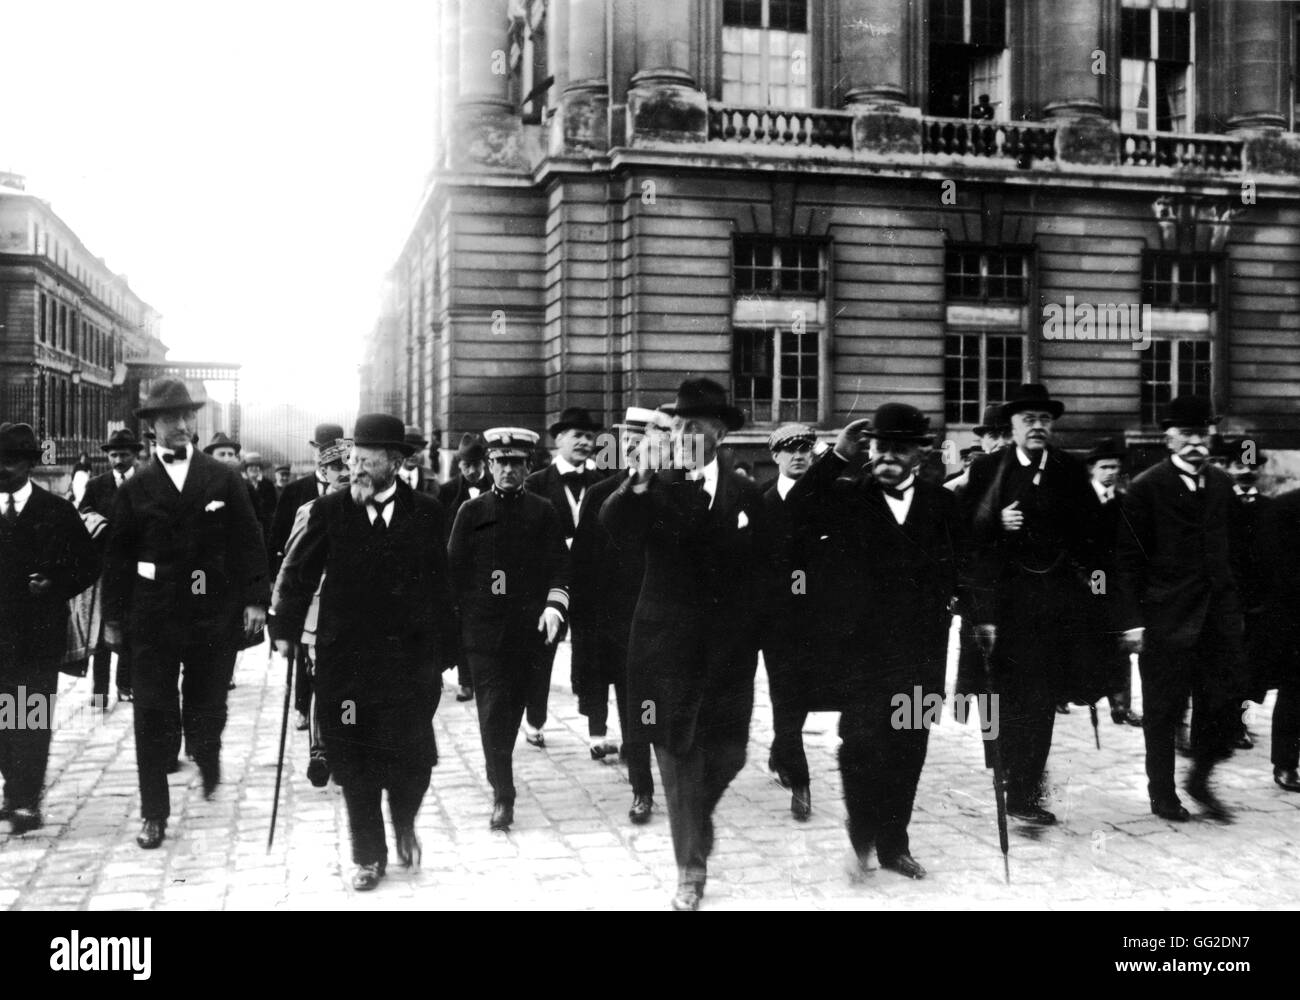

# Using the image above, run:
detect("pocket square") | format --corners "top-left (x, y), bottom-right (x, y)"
top-left (737, 510), bottom-right (749, 529)
top-left (205, 501), bottom-right (226, 512)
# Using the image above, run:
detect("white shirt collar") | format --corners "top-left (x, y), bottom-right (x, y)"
top-left (1234, 484), bottom-right (1259, 497)
top-left (1169, 454), bottom-right (1202, 477)
top-left (881, 474), bottom-right (916, 524)
top-left (1092, 479), bottom-right (1114, 502)
top-left (372, 482), bottom-right (398, 504)
top-left (1015, 446), bottom-right (1047, 469)
top-left (892, 474), bottom-right (916, 493)
top-left (1, 480), bottom-right (33, 505)
top-left (776, 473), bottom-right (799, 500)
top-left (553, 455), bottom-right (590, 477)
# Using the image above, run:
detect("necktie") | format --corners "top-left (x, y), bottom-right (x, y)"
top-left (162, 446), bottom-right (187, 463)
top-left (369, 496), bottom-right (392, 530)
top-left (1, 494), bottom-right (15, 523)
top-left (882, 484), bottom-right (911, 501)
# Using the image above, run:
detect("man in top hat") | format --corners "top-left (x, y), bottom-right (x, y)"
top-left (273, 413), bottom-right (456, 890)
top-left (80, 428), bottom-right (146, 704)
top-left (397, 425), bottom-right (439, 495)
top-left (569, 406), bottom-right (670, 824)
top-left (790, 403), bottom-right (961, 879)
top-left (203, 431), bottom-right (241, 467)
top-left (1080, 437), bottom-right (1141, 727)
top-left (438, 432), bottom-right (488, 702)
top-left (523, 405), bottom-right (605, 746)
top-left (600, 377), bottom-right (765, 910)
top-left (1116, 395), bottom-right (1245, 822)
top-left (974, 402), bottom-right (1012, 457)
top-left (756, 422), bottom-right (819, 822)
top-left (101, 378), bottom-right (270, 849)
top-left (0, 423), bottom-right (100, 834)
top-left (449, 427), bottom-right (570, 832)
top-left (963, 383), bottom-right (1097, 825)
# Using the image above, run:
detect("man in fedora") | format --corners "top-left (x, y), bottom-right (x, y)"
top-left (790, 404), bottom-right (961, 879)
top-left (449, 427), bottom-right (570, 832)
top-left (570, 407), bottom-right (670, 823)
top-left (397, 425), bottom-right (439, 495)
top-left (0, 423), bottom-right (100, 834)
top-left (1116, 395), bottom-right (1245, 822)
top-left (600, 377), bottom-right (764, 910)
top-left (203, 431), bottom-right (241, 467)
top-left (963, 383), bottom-right (1096, 826)
top-left (439, 431), bottom-right (488, 701)
top-left (523, 405), bottom-right (605, 746)
top-left (756, 422), bottom-right (819, 822)
top-left (101, 378), bottom-right (270, 849)
top-left (273, 413), bottom-right (456, 890)
top-left (81, 427), bottom-right (145, 704)
top-left (1080, 437), bottom-right (1141, 727)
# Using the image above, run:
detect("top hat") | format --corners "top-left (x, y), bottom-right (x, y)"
top-left (0, 422), bottom-right (42, 461)
top-left (661, 378), bottom-right (744, 432)
top-left (351, 413), bottom-right (415, 455)
top-left (203, 432), bottom-right (241, 455)
top-left (310, 423), bottom-right (345, 449)
top-left (973, 403), bottom-right (1009, 436)
top-left (135, 377), bottom-right (205, 419)
top-left (1001, 384), bottom-right (1065, 422)
top-left (241, 451), bottom-right (268, 469)
top-left (456, 432), bottom-right (487, 463)
top-left (101, 428), bottom-right (141, 453)
top-left (1084, 437), bottom-right (1126, 464)
top-left (864, 402), bottom-right (934, 444)
top-left (548, 407), bottom-right (602, 439)
top-left (1161, 395), bottom-right (1217, 430)
top-left (767, 422), bottom-right (817, 453)
top-left (404, 425), bottom-right (429, 450)
top-left (484, 427), bottom-right (539, 459)
top-left (614, 406), bottom-right (672, 434)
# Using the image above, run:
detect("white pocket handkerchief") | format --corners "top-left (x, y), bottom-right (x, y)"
top-left (137, 561), bottom-right (156, 580)
top-left (205, 500), bottom-right (226, 512)
top-left (737, 510), bottom-right (749, 529)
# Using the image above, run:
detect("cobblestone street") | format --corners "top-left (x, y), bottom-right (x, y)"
top-left (3, 632), bottom-right (1299, 911)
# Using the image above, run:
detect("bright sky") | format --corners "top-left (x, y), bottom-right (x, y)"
top-left (1, 0), bottom-right (439, 409)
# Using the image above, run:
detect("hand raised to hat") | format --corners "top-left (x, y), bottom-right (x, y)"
top-left (833, 418), bottom-right (874, 464)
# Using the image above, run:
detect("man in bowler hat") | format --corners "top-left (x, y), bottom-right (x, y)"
top-left (101, 378), bottom-right (269, 849)
top-left (449, 427), bottom-right (570, 832)
top-left (600, 377), bottom-right (764, 910)
top-left (1116, 396), bottom-right (1245, 821)
top-left (273, 413), bottom-right (456, 890)
top-left (397, 425), bottom-right (439, 494)
top-left (0, 423), bottom-right (100, 834)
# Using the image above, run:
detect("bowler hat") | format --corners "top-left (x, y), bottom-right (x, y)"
top-left (1001, 384), bottom-right (1065, 421)
top-left (352, 413), bottom-right (415, 455)
top-left (1085, 437), bottom-right (1126, 464)
top-left (310, 423), bottom-right (345, 449)
top-left (135, 377), bottom-right (204, 419)
top-left (0, 422), bottom-right (42, 461)
top-left (203, 432), bottom-right (241, 456)
top-left (404, 425), bottom-right (429, 450)
top-left (1161, 395), bottom-right (1217, 430)
top-left (101, 428), bottom-right (141, 453)
top-left (456, 432), bottom-right (487, 463)
top-left (864, 402), bottom-right (934, 444)
top-left (973, 403), bottom-right (1009, 436)
top-left (661, 378), bottom-right (744, 432)
top-left (548, 407), bottom-right (602, 439)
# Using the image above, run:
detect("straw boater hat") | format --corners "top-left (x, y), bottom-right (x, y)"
top-left (614, 407), bottom-right (672, 434)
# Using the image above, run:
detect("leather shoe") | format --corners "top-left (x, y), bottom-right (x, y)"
top-left (1007, 802), bottom-right (1057, 826)
top-left (1187, 771), bottom-right (1233, 822)
top-left (1056, 703), bottom-right (1071, 715)
top-left (306, 748), bottom-right (330, 788)
top-left (523, 725), bottom-right (545, 748)
top-left (166, 758), bottom-right (183, 775)
top-left (880, 851), bottom-right (927, 879)
top-left (791, 785), bottom-right (812, 822)
top-left (1150, 797), bottom-right (1190, 821)
top-left (8, 807), bottom-right (42, 835)
top-left (455, 685), bottom-right (474, 702)
top-left (629, 794), bottom-right (653, 825)
top-left (589, 737), bottom-right (619, 761)
top-left (200, 761), bottom-right (220, 800)
top-left (117, 687), bottom-right (133, 703)
top-left (394, 827), bottom-right (422, 869)
top-left (351, 862), bottom-right (385, 891)
top-left (136, 819), bottom-right (166, 849)
top-left (1111, 709), bottom-right (1143, 726)
top-left (1273, 767), bottom-right (1300, 792)
top-left (489, 800), bottom-right (514, 832)
top-left (671, 875), bottom-right (704, 911)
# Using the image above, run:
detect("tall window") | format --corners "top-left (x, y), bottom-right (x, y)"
top-left (1141, 339), bottom-right (1210, 426)
top-left (927, 0), bottom-right (1007, 118)
top-left (38, 293), bottom-right (47, 344)
top-left (945, 333), bottom-right (1025, 424)
top-left (508, 0), bottom-right (548, 124)
top-left (731, 237), bottom-right (825, 424)
top-left (722, 0), bottom-right (809, 107)
top-left (1142, 253), bottom-right (1218, 310)
top-left (1121, 0), bottom-right (1193, 133)
top-left (943, 246), bottom-right (1029, 423)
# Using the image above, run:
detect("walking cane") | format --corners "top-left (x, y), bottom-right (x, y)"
top-left (975, 629), bottom-right (1011, 885)
top-left (1089, 703), bottom-right (1102, 750)
top-left (268, 641), bottom-right (294, 851)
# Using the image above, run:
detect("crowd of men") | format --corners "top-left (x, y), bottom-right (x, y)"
top-left (1, 374), bottom-right (1298, 912)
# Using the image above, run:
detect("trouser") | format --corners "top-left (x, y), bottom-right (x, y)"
top-left (92, 645), bottom-right (131, 696)
top-left (653, 739), bottom-right (747, 879)
top-left (838, 692), bottom-right (933, 862)
top-left (587, 668), bottom-right (654, 797)
top-left (765, 645), bottom-right (810, 788)
top-left (988, 650), bottom-right (1058, 805)
top-left (1273, 679), bottom-right (1300, 771)
top-left (1139, 637), bottom-right (1238, 802)
top-left (457, 661), bottom-right (473, 690)
top-left (291, 644), bottom-right (311, 716)
top-left (524, 640), bottom-right (560, 731)
top-left (954, 619), bottom-right (986, 703)
top-left (470, 650), bottom-right (548, 802)
top-left (132, 640), bottom-right (236, 821)
top-left (341, 769), bottom-right (431, 867)
top-left (0, 675), bottom-right (57, 810)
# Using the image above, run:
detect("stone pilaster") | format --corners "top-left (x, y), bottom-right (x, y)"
top-left (1226, 0), bottom-right (1289, 133)
top-left (452, 0), bottom-right (525, 170)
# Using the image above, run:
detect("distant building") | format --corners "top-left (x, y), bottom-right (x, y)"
top-left (362, 0), bottom-right (1300, 474)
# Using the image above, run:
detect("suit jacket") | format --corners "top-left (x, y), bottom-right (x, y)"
top-left (102, 451), bottom-right (271, 651)
top-left (398, 466), bottom-right (439, 496)
top-left (437, 475), bottom-right (486, 538)
top-left (448, 488), bottom-right (571, 656)
top-left (247, 478), bottom-right (277, 548)
top-left (1257, 490), bottom-right (1300, 687)
top-left (599, 456), bottom-right (764, 753)
top-left (270, 473), bottom-right (327, 573)
top-left (789, 452), bottom-right (961, 702)
top-left (0, 483), bottom-right (100, 680)
top-left (1228, 491), bottom-right (1272, 615)
top-left (79, 469), bottom-right (132, 518)
top-left (272, 486), bottom-right (456, 705)
top-left (526, 462), bottom-right (606, 543)
top-left (1115, 458), bottom-right (1241, 648)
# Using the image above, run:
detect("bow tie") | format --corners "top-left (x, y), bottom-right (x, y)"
top-left (560, 471), bottom-right (585, 488)
top-left (882, 484), bottom-right (912, 501)
top-left (161, 447), bottom-right (188, 463)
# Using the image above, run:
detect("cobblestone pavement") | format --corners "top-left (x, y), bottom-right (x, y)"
top-left (3, 631), bottom-right (1299, 911)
